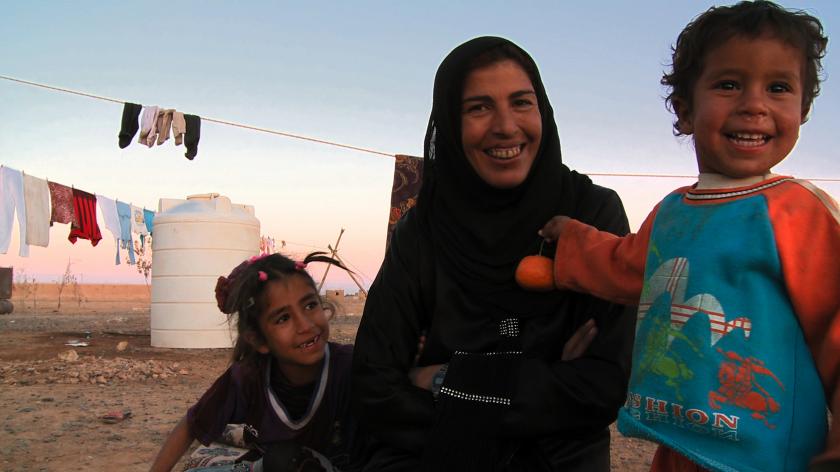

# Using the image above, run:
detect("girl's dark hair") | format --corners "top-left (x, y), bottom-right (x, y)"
top-left (214, 251), bottom-right (347, 365)
top-left (663, 0), bottom-right (828, 134)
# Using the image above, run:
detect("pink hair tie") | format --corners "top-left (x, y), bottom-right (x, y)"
top-left (248, 254), bottom-right (270, 265)
top-left (258, 271), bottom-right (268, 281)
top-left (294, 261), bottom-right (307, 270)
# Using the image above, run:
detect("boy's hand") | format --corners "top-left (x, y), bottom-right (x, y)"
top-left (538, 215), bottom-right (572, 242)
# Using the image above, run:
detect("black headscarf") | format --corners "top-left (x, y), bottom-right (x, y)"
top-left (417, 36), bottom-right (594, 322)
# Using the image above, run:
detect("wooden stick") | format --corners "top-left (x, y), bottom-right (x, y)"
top-left (317, 228), bottom-right (344, 292)
top-left (329, 248), bottom-right (368, 297)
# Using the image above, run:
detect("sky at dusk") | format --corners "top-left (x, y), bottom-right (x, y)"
top-left (1, 1), bottom-right (838, 292)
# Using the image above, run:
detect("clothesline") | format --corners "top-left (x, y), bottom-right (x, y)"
top-left (2, 74), bottom-right (839, 183)
top-left (585, 172), bottom-right (840, 183)
top-left (0, 165), bottom-right (153, 265)
top-left (0, 163), bottom-right (367, 282)
top-left (0, 75), bottom-right (394, 158)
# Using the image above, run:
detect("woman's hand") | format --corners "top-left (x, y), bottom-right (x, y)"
top-left (412, 332), bottom-right (427, 366)
top-left (408, 318), bottom-right (595, 391)
top-left (410, 364), bottom-right (446, 391)
top-left (538, 215), bottom-right (572, 242)
top-left (409, 331), bottom-right (445, 391)
top-left (562, 318), bottom-right (598, 361)
top-left (407, 317), bottom-right (595, 391)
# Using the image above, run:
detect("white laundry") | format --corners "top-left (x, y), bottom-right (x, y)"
top-left (23, 174), bottom-right (50, 247)
top-left (131, 205), bottom-right (148, 235)
top-left (97, 195), bottom-right (122, 265)
top-left (0, 167), bottom-right (29, 256)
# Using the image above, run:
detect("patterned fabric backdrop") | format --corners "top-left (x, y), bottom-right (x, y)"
top-left (387, 155), bottom-right (423, 250)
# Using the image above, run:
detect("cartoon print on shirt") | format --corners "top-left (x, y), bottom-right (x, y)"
top-left (639, 257), bottom-right (753, 347)
top-left (638, 315), bottom-right (702, 402)
top-left (635, 257), bottom-right (781, 427)
top-left (709, 348), bottom-right (784, 429)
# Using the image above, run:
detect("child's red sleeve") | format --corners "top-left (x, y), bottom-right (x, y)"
top-left (552, 204), bottom-right (660, 305)
top-left (766, 181), bottom-right (840, 468)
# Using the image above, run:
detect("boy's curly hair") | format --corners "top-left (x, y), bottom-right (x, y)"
top-left (663, 0), bottom-right (828, 135)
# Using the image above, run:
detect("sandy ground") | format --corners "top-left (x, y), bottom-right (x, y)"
top-left (0, 284), bottom-right (656, 471)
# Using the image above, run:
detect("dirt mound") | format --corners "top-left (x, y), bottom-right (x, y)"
top-left (2, 355), bottom-right (191, 386)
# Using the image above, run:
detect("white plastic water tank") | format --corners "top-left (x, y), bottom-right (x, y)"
top-left (151, 193), bottom-right (260, 348)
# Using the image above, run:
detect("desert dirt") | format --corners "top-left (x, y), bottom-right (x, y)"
top-left (0, 284), bottom-right (656, 471)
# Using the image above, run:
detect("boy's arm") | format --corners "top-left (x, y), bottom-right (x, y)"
top-left (502, 186), bottom-right (637, 437)
top-left (547, 204), bottom-right (660, 305)
top-left (767, 182), bottom-right (840, 470)
top-left (149, 415), bottom-right (194, 472)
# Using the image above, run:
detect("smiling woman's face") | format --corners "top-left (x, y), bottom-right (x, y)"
top-left (460, 59), bottom-right (542, 189)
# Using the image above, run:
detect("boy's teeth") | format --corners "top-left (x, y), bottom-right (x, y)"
top-left (732, 133), bottom-right (765, 139)
top-left (728, 133), bottom-right (768, 147)
top-left (486, 146), bottom-right (521, 159)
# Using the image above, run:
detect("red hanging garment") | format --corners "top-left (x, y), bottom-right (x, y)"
top-left (68, 188), bottom-right (102, 246)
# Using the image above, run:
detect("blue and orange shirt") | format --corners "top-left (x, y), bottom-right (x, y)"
top-left (553, 175), bottom-right (840, 472)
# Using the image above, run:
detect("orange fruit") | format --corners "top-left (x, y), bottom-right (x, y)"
top-left (515, 255), bottom-right (555, 292)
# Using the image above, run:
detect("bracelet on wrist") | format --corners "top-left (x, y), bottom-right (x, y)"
top-left (431, 364), bottom-right (449, 399)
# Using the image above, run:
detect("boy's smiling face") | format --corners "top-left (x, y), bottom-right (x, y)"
top-left (678, 35), bottom-right (805, 178)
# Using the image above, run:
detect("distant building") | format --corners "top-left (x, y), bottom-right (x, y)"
top-left (325, 289), bottom-right (345, 300)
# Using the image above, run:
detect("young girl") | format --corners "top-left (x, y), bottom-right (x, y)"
top-left (149, 252), bottom-right (358, 472)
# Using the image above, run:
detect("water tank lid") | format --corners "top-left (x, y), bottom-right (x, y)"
top-left (187, 193), bottom-right (220, 200)
top-left (156, 194), bottom-right (258, 223)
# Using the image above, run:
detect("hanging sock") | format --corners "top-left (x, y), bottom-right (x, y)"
top-left (0, 167), bottom-right (29, 256)
top-left (138, 105), bottom-right (160, 148)
top-left (48, 181), bottom-right (76, 227)
top-left (155, 109), bottom-right (174, 145)
top-left (171, 111), bottom-right (186, 146)
top-left (22, 174), bottom-right (50, 247)
top-left (115, 200), bottom-right (135, 264)
top-left (68, 188), bottom-right (102, 246)
top-left (183, 114), bottom-right (201, 160)
top-left (118, 102), bottom-right (142, 149)
top-left (96, 195), bottom-right (122, 265)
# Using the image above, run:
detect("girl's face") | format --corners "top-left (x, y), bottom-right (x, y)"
top-left (460, 59), bottom-right (542, 189)
top-left (253, 275), bottom-right (330, 386)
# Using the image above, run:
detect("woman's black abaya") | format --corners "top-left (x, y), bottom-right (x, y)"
top-left (352, 36), bottom-right (636, 471)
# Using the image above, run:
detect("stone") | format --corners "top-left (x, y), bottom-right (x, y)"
top-left (57, 350), bottom-right (79, 362)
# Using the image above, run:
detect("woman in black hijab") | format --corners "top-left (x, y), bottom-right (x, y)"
top-left (352, 36), bottom-right (636, 471)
